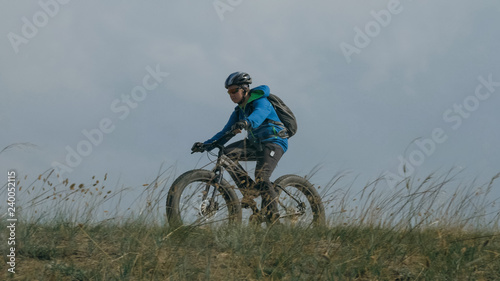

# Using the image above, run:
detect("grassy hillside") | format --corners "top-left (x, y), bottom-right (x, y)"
top-left (1, 222), bottom-right (499, 280)
top-left (1, 169), bottom-right (499, 280)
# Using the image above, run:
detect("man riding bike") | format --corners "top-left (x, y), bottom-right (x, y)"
top-left (191, 72), bottom-right (288, 223)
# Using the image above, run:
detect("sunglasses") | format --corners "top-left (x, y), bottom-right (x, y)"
top-left (227, 87), bottom-right (241, 95)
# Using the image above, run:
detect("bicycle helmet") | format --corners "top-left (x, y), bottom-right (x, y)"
top-left (225, 72), bottom-right (252, 89)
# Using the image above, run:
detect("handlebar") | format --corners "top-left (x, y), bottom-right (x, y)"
top-left (191, 130), bottom-right (238, 154)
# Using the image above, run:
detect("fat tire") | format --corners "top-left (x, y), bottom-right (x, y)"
top-left (166, 169), bottom-right (242, 228)
top-left (274, 174), bottom-right (326, 226)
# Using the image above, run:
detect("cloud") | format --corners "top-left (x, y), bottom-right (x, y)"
top-left (0, 1), bottom-right (499, 201)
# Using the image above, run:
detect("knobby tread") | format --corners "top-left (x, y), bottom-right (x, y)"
top-left (166, 169), bottom-right (242, 227)
top-left (274, 174), bottom-right (326, 226)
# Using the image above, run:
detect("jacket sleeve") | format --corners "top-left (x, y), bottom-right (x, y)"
top-left (245, 98), bottom-right (273, 129)
top-left (204, 109), bottom-right (239, 145)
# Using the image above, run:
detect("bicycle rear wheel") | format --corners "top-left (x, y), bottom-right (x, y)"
top-left (166, 169), bottom-right (242, 228)
top-left (274, 174), bottom-right (326, 226)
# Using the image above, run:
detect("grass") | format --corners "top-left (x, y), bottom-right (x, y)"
top-left (1, 222), bottom-right (499, 280)
top-left (1, 167), bottom-right (499, 280)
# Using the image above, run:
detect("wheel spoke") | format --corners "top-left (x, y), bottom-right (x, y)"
top-left (179, 182), bottom-right (228, 225)
top-left (167, 170), bottom-right (242, 227)
top-left (273, 175), bottom-right (326, 227)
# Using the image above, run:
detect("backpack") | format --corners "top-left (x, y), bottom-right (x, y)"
top-left (267, 94), bottom-right (298, 138)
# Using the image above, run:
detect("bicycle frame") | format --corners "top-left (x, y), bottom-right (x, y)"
top-left (186, 131), bottom-right (325, 226)
top-left (200, 132), bottom-right (262, 213)
top-left (209, 142), bottom-right (256, 190)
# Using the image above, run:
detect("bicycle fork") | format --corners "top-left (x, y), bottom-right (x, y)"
top-left (197, 165), bottom-right (224, 219)
top-left (199, 146), bottom-right (233, 218)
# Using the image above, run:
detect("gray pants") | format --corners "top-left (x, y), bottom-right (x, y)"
top-left (224, 139), bottom-right (284, 220)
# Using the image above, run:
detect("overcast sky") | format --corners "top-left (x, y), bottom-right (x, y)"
top-left (2, 1), bottom-right (500, 212)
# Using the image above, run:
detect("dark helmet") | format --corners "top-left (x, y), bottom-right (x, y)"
top-left (224, 72), bottom-right (252, 89)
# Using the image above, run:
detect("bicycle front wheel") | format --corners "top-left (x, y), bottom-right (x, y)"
top-left (274, 174), bottom-right (326, 226)
top-left (166, 169), bottom-right (242, 228)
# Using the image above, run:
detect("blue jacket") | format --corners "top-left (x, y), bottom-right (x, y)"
top-left (204, 85), bottom-right (288, 152)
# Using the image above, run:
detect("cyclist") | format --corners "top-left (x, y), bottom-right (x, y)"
top-left (191, 72), bottom-right (288, 223)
